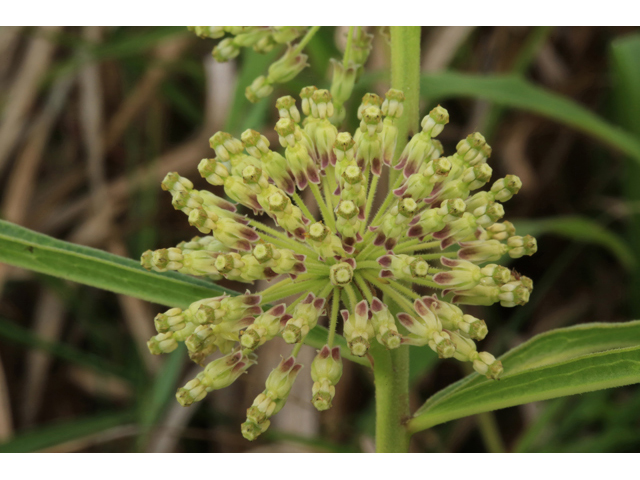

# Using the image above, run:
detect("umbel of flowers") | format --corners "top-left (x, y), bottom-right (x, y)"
top-left (141, 87), bottom-right (536, 441)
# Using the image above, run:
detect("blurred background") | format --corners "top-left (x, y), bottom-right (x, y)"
top-left (0, 26), bottom-right (639, 452)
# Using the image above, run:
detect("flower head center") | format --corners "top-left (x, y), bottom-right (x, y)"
top-left (330, 262), bottom-right (354, 286)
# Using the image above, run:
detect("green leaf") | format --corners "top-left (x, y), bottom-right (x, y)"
top-left (136, 345), bottom-right (186, 449)
top-left (513, 216), bottom-right (636, 269)
top-left (0, 410), bottom-right (136, 452)
top-left (421, 72), bottom-right (640, 164)
top-left (0, 219), bottom-right (234, 309)
top-left (0, 220), bottom-right (368, 367)
top-left (408, 321), bottom-right (640, 434)
top-left (611, 34), bottom-right (640, 315)
top-left (0, 316), bottom-right (129, 379)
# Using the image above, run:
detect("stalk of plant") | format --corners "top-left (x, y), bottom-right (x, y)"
top-left (141, 26), bottom-right (536, 449)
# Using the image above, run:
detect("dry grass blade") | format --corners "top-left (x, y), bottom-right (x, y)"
top-left (0, 356), bottom-right (12, 441)
top-left (108, 239), bottom-right (159, 373)
top-left (20, 290), bottom-right (66, 426)
top-left (0, 74), bottom-right (74, 295)
top-left (145, 364), bottom-right (202, 452)
top-left (422, 27), bottom-right (476, 73)
top-left (0, 27), bottom-right (24, 83)
top-left (104, 36), bottom-right (192, 152)
top-left (0, 26), bottom-right (62, 175)
top-left (40, 425), bottom-right (139, 453)
top-left (67, 366), bottom-right (132, 401)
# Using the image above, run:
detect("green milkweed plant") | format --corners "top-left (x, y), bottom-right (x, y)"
top-left (1, 26), bottom-right (638, 454)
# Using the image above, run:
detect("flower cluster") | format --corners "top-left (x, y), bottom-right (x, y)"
top-left (188, 26), bottom-right (372, 112)
top-left (141, 87), bottom-right (536, 441)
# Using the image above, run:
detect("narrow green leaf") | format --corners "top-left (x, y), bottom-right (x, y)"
top-left (513, 216), bottom-right (636, 269)
top-left (408, 321), bottom-right (640, 434)
top-left (421, 72), bottom-right (640, 164)
top-left (611, 34), bottom-right (640, 315)
top-left (0, 220), bottom-right (234, 309)
top-left (0, 220), bottom-right (366, 366)
top-left (0, 410), bottom-right (136, 452)
top-left (136, 346), bottom-right (186, 449)
top-left (0, 316), bottom-right (129, 379)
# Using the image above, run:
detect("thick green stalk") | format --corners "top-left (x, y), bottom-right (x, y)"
top-left (371, 26), bottom-right (421, 454)
top-left (372, 299), bottom-right (411, 453)
top-left (388, 26), bottom-right (421, 187)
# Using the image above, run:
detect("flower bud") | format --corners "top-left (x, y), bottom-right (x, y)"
top-left (282, 293), bottom-right (326, 343)
top-left (242, 356), bottom-right (303, 441)
top-left (484, 221), bottom-right (516, 241)
top-left (189, 26), bottom-right (225, 39)
top-left (308, 222), bottom-right (347, 259)
top-left (299, 85), bottom-right (317, 116)
top-left (176, 350), bottom-right (257, 406)
top-left (275, 95), bottom-right (301, 123)
top-left (212, 38), bottom-right (239, 62)
top-left (147, 332), bottom-right (178, 355)
top-left (245, 75), bottom-right (274, 103)
top-left (377, 254), bottom-right (428, 281)
top-left (209, 131), bottom-right (243, 161)
top-left (198, 158), bottom-right (229, 185)
top-left (370, 297), bottom-right (402, 349)
top-left (267, 46), bottom-right (308, 84)
top-left (154, 308), bottom-right (186, 333)
top-left (241, 304), bottom-right (287, 349)
top-left (381, 88), bottom-right (405, 119)
top-left (342, 300), bottom-right (375, 356)
top-left (448, 331), bottom-right (503, 379)
top-left (330, 59), bottom-right (357, 107)
top-left (396, 309), bottom-right (454, 358)
top-left (356, 93), bottom-right (382, 120)
top-left (311, 345), bottom-right (343, 411)
top-left (421, 106), bottom-right (449, 137)
top-left (458, 239), bottom-right (508, 263)
top-left (455, 132), bottom-right (487, 164)
top-left (507, 235), bottom-right (538, 258)
top-left (491, 175), bottom-right (522, 202)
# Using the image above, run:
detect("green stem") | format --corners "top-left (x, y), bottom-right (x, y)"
top-left (353, 273), bottom-right (374, 303)
top-left (417, 251), bottom-right (458, 260)
top-left (371, 299), bottom-right (411, 453)
top-left (410, 276), bottom-right (442, 289)
top-left (292, 192), bottom-right (315, 221)
top-left (477, 412), bottom-right (506, 453)
top-left (309, 183), bottom-right (336, 230)
top-left (395, 240), bottom-right (440, 254)
top-left (372, 27), bottom-right (421, 453)
top-left (343, 26), bottom-right (355, 66)
top-left (387, 279), bottom-right (420, 301)
top-left (327, 287), bottom-right (340, 347)
top-left (344, 284), bottom-right (358, 310)
top-left (356, 260), bottom-right (379, 270)
top-left (251, 220), bottom-right (316, 257)
top-left (293, 26), bottom-right (321, 55)
top-left (361, 174), bottom-right (380, 234)
top-left (262, 278), bottom-right (324, 304)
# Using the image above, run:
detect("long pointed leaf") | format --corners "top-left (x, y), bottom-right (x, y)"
top-left (513, 216), bottom-right (635, 269)
top-left (421, 72), bottom-right (640, 164)
top-left (0, 410), bottom-right (136, 452)
top-left (408, 321), bottom-right (640, 434)
top-left (0, 220), bottom-right (368, 366)
top-left (0, 219), bottom-right (233, 309)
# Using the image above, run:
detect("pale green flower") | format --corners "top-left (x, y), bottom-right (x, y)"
top-left (141, 87), bottom-right (536, 441)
